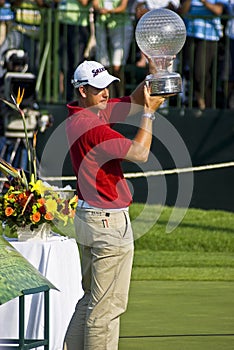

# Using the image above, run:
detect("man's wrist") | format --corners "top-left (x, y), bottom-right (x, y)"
top-left (142, 112), bottom-right (156, 121)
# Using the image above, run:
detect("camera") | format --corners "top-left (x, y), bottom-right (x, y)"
top-left (0, 49), bottom-right (53, 172)
top-left (1, 48), bottom-right (53, 138)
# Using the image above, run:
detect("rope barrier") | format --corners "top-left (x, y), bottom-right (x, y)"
top-left (124, 161), bottom-right (234, 179)
top-left (0, 161), bottom-right (233, 182)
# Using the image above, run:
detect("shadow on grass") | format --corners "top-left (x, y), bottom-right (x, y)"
top-left (120, 333), bottom-right (234, 338)
top-left (156, 219), bottom-right (234, 235)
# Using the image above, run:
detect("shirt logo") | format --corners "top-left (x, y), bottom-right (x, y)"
top-left (92, 67), bottom-right (106, 77)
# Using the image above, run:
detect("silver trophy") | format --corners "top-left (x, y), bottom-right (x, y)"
top-left (135, 9), bottom-right (186, 95)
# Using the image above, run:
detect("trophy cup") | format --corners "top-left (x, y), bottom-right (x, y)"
top-left (135, 8), bottom-right (186, 95)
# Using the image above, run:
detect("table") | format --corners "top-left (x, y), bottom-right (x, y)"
top-left (0, 236), bottom-right (83, 350)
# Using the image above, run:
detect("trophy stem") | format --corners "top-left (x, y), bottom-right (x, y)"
top-left (151, 56), bottom-right (174, 72)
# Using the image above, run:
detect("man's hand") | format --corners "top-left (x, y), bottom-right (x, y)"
top-left (144, 84), bottom-right (166, 113)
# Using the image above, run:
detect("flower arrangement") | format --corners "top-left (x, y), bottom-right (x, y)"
top-left (0, 88), bottom-right (78, 236)
top-left (0, 171), bottom-right (78, 234)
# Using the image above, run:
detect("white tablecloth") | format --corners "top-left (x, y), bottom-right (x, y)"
top-left (0, 236), bottom-right (83, 350)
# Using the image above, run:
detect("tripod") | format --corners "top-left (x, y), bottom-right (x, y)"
top-left (1, 137), bottom-right (28, 170)
top-left (0, 136), bottom-right (40, 177)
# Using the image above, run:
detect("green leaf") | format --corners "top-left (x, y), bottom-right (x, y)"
top-left (0, 97), bottom-right (19, 112)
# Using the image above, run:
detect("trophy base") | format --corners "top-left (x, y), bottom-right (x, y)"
top-left (146, 72), bottom-right (182, 96)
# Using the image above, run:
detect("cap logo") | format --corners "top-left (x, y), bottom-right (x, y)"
top-left (92, 67), bottom-right (106, 77)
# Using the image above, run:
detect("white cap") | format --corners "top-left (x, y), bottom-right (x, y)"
top-left (72, 60), bottom-right (120, 89)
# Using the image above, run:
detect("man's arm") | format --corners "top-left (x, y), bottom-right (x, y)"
top-left (200, 0), bottom-right (224, 16)
top-left (128, 56), bottom-right (156, 115)
top-left (125, 54), bottom-right (176, 163)
top-left (79, 0), bottom-right (91, 6)
top-left (177, 0), bottom-right (191, 15)
top-left (93, 0), bottom-right (128, 14)
top-left (36, 0), bottom-right (48, 7)
top-left (13, 0), bottom-right (47, 6)
top-left (178, 0), bottom-right (224, 15)
top-left (124, 85), bottom-right (166, 163)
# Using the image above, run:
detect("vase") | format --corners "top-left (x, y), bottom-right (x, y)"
top-left (17, 223), bottom-right (52, 242)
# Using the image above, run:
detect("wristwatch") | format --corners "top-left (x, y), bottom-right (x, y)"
top-left (142, 112), bottom-right (156, 121)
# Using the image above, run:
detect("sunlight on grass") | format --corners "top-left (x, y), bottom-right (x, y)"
top-left (1, 204), bottom-right (234, 281)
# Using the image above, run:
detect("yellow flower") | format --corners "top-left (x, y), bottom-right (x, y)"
top-left (69, 195), bottom-right (78, 206)
top-left (45, 198), bottom-right (58, 214)
top-left (30, 179), bottom-right (50, 195)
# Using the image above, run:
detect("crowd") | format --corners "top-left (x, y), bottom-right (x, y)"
top-left (0, 0), bottom-right (233, 108)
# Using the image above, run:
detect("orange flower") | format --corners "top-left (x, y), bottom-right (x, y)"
top-left (45, 212), bottom-right (54, 221)
top-left (69, 209), bottom-right (75, 218)
top-left (32, 212), bottom-right (41, 223)
top-left (38, 198), bottom-right (46, 205)
top-left (16, 87), bottom-right (25, 107)
top-left (18, 193), bottom-right (25, 200)
top-left (5, 207), bottom-right (14, 216)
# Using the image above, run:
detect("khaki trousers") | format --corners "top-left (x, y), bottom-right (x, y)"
top-left (63, 209), bottom-right (134, 350)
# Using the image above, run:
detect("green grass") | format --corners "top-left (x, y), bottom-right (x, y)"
top-left (130, 205), bottom-right (234, 252)
top-left (129, 205), bottom-right (234, 281)
top-left (119, 205), bottom-right (234, 348)
top-left (119, 280), bottom-right (234, 350)
top-left (1, 204), bottom-right (234, 349)
top-left (132, 251), bottom-right (234, 281)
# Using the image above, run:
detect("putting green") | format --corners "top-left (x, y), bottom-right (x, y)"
top-left (119, 281), bottom-right (234, 350)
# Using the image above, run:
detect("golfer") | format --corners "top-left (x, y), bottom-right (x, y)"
top-left (64, 59), bottom-right (166, 350)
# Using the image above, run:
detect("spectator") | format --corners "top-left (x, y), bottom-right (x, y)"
top-left (0, 0), bottom-right (47, 79)
top-left (178, 0), bottom-right (228, 110)
top-left (92, 0), bottom-right (135, 97)
top-left (0, 0), bottom-right (14, 45)
top-left (0, 1), bottom-right (17, 81)
top-left (135, 0), bottom-right (180, 67)
top-left (13, 0), bottom-right (47, 74)
top-left (57, 0), bottom-right (92, 102)
top-left (224, 0), bottom-right (234, 108)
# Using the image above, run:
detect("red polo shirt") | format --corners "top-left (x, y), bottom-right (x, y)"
top-left (66, 97), bottom-right (133, 209)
